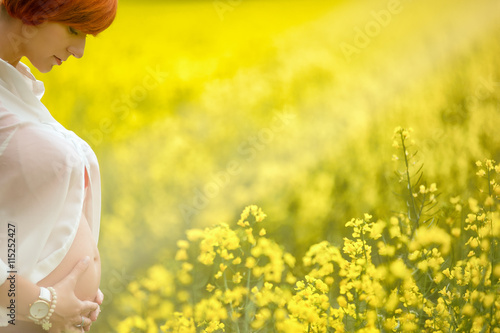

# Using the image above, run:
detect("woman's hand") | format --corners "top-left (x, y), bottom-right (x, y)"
top-left (84, 289), bottom-right (103, 331)
top-left (48, 257), bottom-right (99, 333)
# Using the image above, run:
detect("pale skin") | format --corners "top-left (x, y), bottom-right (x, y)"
top-left (0, 4), bottom-right (85, 69)
top-left (0, 259), bottom-right (101, 332)
top-left (0, 4), bottom-right (103, 332)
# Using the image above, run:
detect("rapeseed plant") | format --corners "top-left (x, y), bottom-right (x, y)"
top-left (33, 3), bottom-right (500, 330)
top-left (113, 127), bottom-right (499, 332)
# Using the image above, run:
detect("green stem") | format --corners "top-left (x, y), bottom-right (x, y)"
top-left (486, 168), bottom-right (497, 271)
top-left (417, 192), bottom-right (427, 224)
top-left (354, 290), bottom-right (361, 331)
top-left (223, 271), bottom-right (241, 333)
top-left (400, 132), bottom-right (420, 234)
top-left (360, 226), bottom-right (369, 265)
top-left (243, 266), bottom-right (253, 333)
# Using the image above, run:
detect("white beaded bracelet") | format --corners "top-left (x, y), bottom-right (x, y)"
top-left (38, 287), bottom-right (57, 331)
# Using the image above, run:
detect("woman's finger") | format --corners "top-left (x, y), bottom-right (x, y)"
top-left (66, 257), bottom-right (91, 286)
top-left (95, 289), bottom-right (104, 305)
top-left (62, 324), bottom-right (85, 333)
top-left (89, 305), bottom-right (100, 321)
top-left (81, 300), bottom-right (99, 315)
top-left (77, 316), bottom-right (92, 328)
top-left (69, 315), bottom-right (92, 331)
top-left (89, 288), bottom-right (103, 321)
top-left (83, 321), bottom-right (92, 332)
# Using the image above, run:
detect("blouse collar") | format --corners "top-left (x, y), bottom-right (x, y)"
top-left (0, 57), bottom-right (45, 100)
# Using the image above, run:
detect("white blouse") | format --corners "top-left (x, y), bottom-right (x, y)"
top-left (0, 58), bottom-right (101, 325)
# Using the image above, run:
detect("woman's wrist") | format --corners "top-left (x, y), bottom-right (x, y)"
top-left (0, 273), bottom-right (40, 322)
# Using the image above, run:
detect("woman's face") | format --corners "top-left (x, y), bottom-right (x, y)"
top-left (21, 21), bottom-right (86, 73)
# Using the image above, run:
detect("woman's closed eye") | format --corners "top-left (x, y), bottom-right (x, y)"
top-left (68, 26), bottom-right (79, 36)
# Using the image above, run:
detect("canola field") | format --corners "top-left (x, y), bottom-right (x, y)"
top-left (32, 0), bottom-right (500, 331)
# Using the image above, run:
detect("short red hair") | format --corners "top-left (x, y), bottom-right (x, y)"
top-left (3, 0), bottom-right (117, 35)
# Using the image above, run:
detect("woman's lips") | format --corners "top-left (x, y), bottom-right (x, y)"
top-left (54, 56), bottom-right (62, 65)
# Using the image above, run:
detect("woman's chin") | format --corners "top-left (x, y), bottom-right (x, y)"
top-left (37, 65), bottom-right (53, 73)
top-left (30, 61), bottom-right (54, 73)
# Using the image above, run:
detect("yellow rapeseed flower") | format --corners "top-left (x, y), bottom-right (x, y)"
top-left (186, 228), bottom-right (205, 242)
top-left (493, 264), bottom-right (500, 278)
top-left (390, 259), bottom-right (411, 279)
top-left (177, 240), bottom-right (190, 249)
top-left (369, 220), bottom-right (385, 240)
top-left (462, 303), bottom-right (475, 316)
top-left (337, 295), bottom-right (347, 308)
top-left (175, 249), bottom-right (188, 261)
top-left (232, 257), bottom-right (242, 265)
top-left (232, 272), bottom-right (243, 284)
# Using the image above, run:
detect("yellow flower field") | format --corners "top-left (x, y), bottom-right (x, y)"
top-left (29, 0), bottom-right (500, 331)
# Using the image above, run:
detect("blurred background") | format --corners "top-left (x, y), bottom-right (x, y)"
top-left (29, 0), bottom-right (500, 330)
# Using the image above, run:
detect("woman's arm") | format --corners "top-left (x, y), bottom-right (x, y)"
top-left (0, 257), bottom-right (99, 332)
top-left (0, 271), bottom-right (39, 322)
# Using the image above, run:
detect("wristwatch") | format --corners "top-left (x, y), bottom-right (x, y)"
top-left (29, 287), bottom-right (52, 320)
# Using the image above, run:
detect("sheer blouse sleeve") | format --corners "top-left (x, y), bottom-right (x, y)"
top-left (0, 59), bottom-right (101, 293)
top-left (0, 107), bottom-right (86, 283)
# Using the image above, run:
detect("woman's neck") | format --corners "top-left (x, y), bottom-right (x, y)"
top-left (0, 4), bottom-right (24, 66)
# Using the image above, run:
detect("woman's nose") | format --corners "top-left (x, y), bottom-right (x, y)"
top-left (68, 36), bottom-right (86, 59)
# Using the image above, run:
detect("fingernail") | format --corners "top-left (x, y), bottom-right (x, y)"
top-left (82, 256), bottom-right (90, 264)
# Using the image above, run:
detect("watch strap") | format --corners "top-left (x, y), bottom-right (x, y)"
top-left (39, 287), bottom-right (51, 303)
top-left (28, 287), bottom-right (57, 330)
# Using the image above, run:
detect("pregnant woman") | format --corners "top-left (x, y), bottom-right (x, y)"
top-left (0, 0), bottom-right (117, 331)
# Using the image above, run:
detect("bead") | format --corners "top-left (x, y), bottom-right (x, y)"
top-left (38, 287), bottom-right (58, 331)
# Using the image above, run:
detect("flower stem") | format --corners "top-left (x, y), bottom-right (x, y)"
top-left (400, 131), bottom-right (420, 235)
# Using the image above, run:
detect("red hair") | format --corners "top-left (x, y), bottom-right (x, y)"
top-left (2, 0), bottom-right (117, 35)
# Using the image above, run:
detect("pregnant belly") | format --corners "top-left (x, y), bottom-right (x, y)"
top-left (38, 213), bottom-right (101, 302)
top-left (3, 214), bottom-right (101, 332)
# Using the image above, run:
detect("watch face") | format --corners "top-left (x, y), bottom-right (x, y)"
top-left (30, 301), bottom-right (50, 319)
